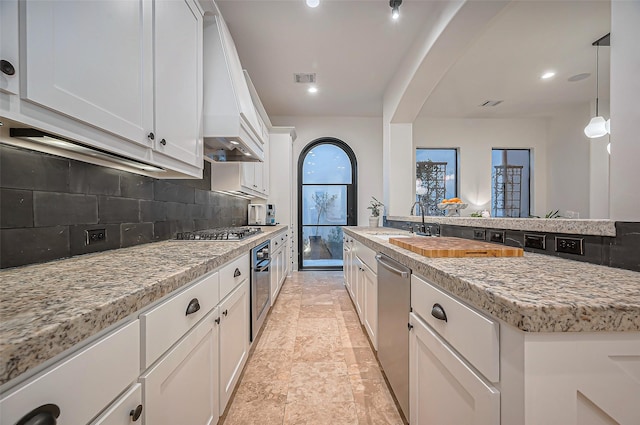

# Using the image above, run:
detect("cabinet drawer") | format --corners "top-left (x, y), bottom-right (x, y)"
top-left (90, 384), bottom-right (142, 425)
top-left (354, 240), bottom-right (377, 274)
top-left (219, 253), bottom-right (249, 301)
top-left (411, 274), bottom-right (499, 382)
top-left (0, 321), bottom-right (139, 425)
top-left (141, 271), bottom-right (219, 368)
top-left (271, 232), bottom-right (286, 254)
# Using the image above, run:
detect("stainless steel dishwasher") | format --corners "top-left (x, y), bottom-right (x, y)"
top-left (376, 253), bottom-right (411, 418)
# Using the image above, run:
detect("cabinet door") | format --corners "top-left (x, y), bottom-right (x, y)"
top-left (354, 257), bottom-right (364, 321)
top-left (219, 280), bottom-right (250, 411)
top-left (90, 384), bottom-right (142, 425)
top-left (0, 0), bottom-right (19, 95)
top-left (362, 264), bottom-right (378, 350)
top-left (141, 309), bottom-right (219, 425)
top-left (22, 0), bottom-right (153, 145)
top-left (154, 0), bottom-right (203, 166)
top-left (241, 163), bottom-right (256, 192)
top-left (270, 250), bottom-right (280, 305)
top-left (409, 313), bottom-right (499, 425)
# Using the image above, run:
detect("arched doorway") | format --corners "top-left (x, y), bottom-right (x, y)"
top-left (298, 138), bottom-right (357, 270)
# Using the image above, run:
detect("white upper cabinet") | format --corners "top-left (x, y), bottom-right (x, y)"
top-left (153, 0), bottom-right (203, 167)
top-left (22, 0), bottom-right (154, 147)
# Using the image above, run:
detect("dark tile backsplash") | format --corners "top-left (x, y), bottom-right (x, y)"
top-left (0, 145), bottom-right (250, 269)
top-left (384, 218), bottom-right (640, 272)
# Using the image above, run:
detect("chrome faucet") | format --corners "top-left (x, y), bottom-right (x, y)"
top-left (410, 201), bottom-right (427, 235)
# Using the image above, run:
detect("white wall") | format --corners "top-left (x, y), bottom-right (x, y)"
top-left (609, 1), bottom-right (640, 221)
top-left (547, 104), bottom-right (593, 219)
top-left (271, 116), bottom-right (382, 269)
top-left (412, 117), bottom-right (548, 216)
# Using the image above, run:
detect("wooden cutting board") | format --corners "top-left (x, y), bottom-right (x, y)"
top-left (389, 236), bottom-right (523, 258)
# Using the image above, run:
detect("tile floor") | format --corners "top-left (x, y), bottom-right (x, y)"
top-left (220, 271), bottom-right (405, 425)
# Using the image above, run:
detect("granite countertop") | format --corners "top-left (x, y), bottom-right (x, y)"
top-left (0, 226), bottom-right (288, 388)
top-left (345, 227), bottom-right (640, 333)
top-left (387, 216), bottom-right (617, 236)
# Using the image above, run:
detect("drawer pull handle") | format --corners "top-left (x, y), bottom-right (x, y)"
top-left (408, 322), bottom-right (414, 331)
top-left (130, 405), bottom-right (143, 421)
top-left (234, 268), bottom-right (242, 277)
top-left (185, 298), bottom-right (201, 316)
top-left (431, 303), bottom-right (447, 322)
top-left (147, 132), bottom-right (155, 140)
top-left (223, 309), bottom-right (228, 316)
top-left (0, 59), bottom-right (16, 76)
top-left (160, 138), bottom-right (167, 146)
top-left (16, 404), bottom-right (60, 425)
top-left (214, 317), bottom-right (221, 324)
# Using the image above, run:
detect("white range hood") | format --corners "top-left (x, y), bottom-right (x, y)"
top-left (202, 14), bottom-right (264, 162)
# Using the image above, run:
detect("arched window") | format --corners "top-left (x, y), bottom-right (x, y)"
top-left (298, 138), bottom-right (357, 270)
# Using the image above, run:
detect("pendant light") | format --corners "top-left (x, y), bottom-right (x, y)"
top-left (584, 38), bottom-right (608, 138)
top-left (390, 0), bottom-right (402, 20)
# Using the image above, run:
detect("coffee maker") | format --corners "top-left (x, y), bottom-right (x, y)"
top-left (266, 204), bottom-right (276, 225)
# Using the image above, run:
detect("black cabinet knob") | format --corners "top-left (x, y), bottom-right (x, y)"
top-left (160, 138), bottom-right (167, 146)
top-left (129, 404), bottom-right (143, 421)
top-left (407, 323), bottom-right (414, 331)
top-left (214, 317), bottom-right (220, 324)
top-left (233, 268), bottom-right (241, 277)
top-left (147, 132), bottom-right (155, 140)
top-left (185, 298), bottom-right (201, 316)
top-left (16, 404), bottom-right (60, 425)
top-left (1, 59), bottom-right (16, 76)
top-left (431, 303), bottom-right (448, 322)
top-left (222, 309), bottom-right (228, 316)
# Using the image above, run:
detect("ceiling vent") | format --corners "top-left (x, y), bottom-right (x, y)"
top-left (479, 100), bottom-right (504, 107)
top-left (293, 73), bottom-right (316, 84)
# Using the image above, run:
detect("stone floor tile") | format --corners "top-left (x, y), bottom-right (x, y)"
top-left (350, 376), bottom-right (405, 425)
top-left (299, 304), bottom-right (337, 318)
top-left (241, 348), bottom-right (294, 383)
top-left (343, 347), bottom-right (385, 381)
top-left (222, 399), bottom-right (285, 425)
top-left (293, 334), bottom-right (345, 363)
top-left (296, 317), bottom-right (339, 336)
top-left (283, 401), bottom-right (358, 425)
top-left (287, 362), bottom-right (353, 403)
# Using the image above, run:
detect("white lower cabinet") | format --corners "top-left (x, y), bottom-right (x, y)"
top-left (218, 279), bottom-right (250, 411)
top-left (353, 256), bottom-right (364, 321)
top-left (361, 262), bottom-right (378, 350)
top-left (409, 312), bottom-right (500, 425)
top-left (141, 309), bottom-right (219, 425)
top-left (91, 384), bottom-right (142, 425)
top-left (0, 320), bottom-right (140, 425)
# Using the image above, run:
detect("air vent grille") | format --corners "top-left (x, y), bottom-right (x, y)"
top-left (480, 100), bottom-right (503, 107)
top-left (293, 73), bottom-right (316, 84)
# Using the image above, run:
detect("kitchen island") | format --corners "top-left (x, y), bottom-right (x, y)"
top-left (344, 226), bottom-right (640, 425)
top-left (0, 225), bottom-right (288, 388)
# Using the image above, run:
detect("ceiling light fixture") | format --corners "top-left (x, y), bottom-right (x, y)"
top-left (390, 0), bottom-right (402, 20)
top-left (541, 71), bottom-right (556, 80)
top-left (584, 33), bottom-right (610, 139)
top-left (308, 86), bottom-right (318, 94)
top-left (306, 0), bottom-right (319, 8)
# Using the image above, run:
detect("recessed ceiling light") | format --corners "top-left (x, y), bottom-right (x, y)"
top-left (230, 140), bottom-right (239, 145)
top-left (308, 86), bottom-right (318, 94)
top-left (306, 0), bottom-right (319, 8)
top-left (541, 71), bottom-right (556, 80)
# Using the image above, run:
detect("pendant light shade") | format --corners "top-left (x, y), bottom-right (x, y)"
top-left (584, 116), bottom-right (608, 138)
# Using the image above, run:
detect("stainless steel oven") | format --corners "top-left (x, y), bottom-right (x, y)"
top-left (250, 240), bottom-right (271, 341)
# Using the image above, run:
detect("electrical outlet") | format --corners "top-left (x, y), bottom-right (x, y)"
top-left (86, 228), bottom-right (106, 245)
top-left (473, 229), bottom-right (486, 240)
top-left (489, 231), bottom-right (505, 244)
top-left (524, 234), bottom-right (546, 250)
top-left (555, 237), bottom-right (584, 255)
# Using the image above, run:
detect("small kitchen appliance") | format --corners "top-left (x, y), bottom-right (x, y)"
top-left (265, 204), bottom-right (276, 226)
top-left (248, 203), bottom-right (266, 226)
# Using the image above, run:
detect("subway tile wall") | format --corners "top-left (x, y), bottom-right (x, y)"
top-left (0, 145), bottom-right (250, 269)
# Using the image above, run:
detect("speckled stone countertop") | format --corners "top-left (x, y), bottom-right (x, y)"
top-left (345, 227), bottom-right (640, 333)
top-left (387, 216), bottom-right (617, 236)
top-left (0, 226), bottom-right (288, 387)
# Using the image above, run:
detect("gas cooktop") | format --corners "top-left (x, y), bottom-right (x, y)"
top-left (176, 227), bottom-right (262, 241)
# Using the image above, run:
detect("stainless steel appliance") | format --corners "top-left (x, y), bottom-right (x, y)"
top-left (265, 204), bottom-right (276, 225)
top-left (250, 240), bottom-right (271, 341)
top-left (176, 227), bottom-right (262, 241)
top-left (376, 253), bottom-right (411, 418)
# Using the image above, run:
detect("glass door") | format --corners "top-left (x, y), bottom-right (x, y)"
top-left (298, 139), bottom-right (357, 270)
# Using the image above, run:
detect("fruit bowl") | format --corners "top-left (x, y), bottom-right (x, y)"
top-left (437, 203), bottom-right (468, 216)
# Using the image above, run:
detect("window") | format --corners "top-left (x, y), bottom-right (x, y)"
top-left (415, 148), bottom-right (458, 216)
top-left (491, 149), bottom-right (531, 217)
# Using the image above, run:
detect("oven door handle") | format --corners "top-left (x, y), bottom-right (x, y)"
top-left (256, 259), bottom-right (271, 272)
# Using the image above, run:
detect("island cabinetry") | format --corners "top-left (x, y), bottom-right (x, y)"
top-left (352, 241), bottom-right (378, 349)
top-left (271, 230), bottom-right (289, 304)
top-left (0, 320), bottom-right (140, 425)
top-left (410, 274), bottom-right (500, 424)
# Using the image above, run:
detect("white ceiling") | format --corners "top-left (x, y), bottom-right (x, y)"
top-left (216, 0), bottom-right (611, 119)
